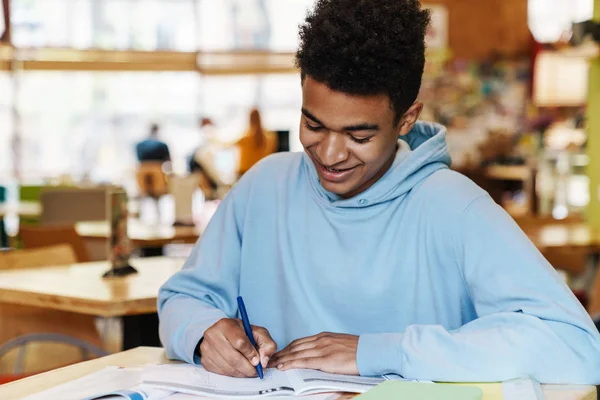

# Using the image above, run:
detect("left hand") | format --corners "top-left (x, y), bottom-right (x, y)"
top-left (268, 332), bottom-right (359, 375)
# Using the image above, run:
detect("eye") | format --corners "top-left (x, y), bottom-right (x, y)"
top-left (349, 135), bottom-right (372, 144)
top-left (304, 121), bottom-right (323, 132)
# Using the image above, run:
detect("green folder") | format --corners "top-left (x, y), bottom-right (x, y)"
top-left (356, 381), bottom-right (484, 400)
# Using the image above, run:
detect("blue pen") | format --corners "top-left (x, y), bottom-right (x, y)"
top-left (237, 296), bottom-right (264, 379)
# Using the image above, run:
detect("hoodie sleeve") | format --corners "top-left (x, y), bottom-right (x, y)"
top-left (157, 183), bottom-right (246, 365)
top-left (357, 194), bottom-right (600, 384)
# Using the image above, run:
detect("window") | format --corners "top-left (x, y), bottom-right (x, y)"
top-left (528, 0), bottom-right (594, 43)
top-left (11, 0), bottom-right (197, 51)
top-left (197, 0), bottom-right (315, 51)
top-left (199, 73), bottom-right (302, 148)
top-left (0, 72), bottom-right (12, 179)
top-left (193, 73), bottom-right (302, 180)
top-left (15, 71), bottom-right (200, 186)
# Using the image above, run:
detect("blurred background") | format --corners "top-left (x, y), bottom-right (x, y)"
top-left (0, 0), bottom-right (598, 221)
top-left (1, 0), bottom-right (600, 381)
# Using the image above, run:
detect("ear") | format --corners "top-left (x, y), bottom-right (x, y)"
top-left (397, 101), bottom-right (424, 136)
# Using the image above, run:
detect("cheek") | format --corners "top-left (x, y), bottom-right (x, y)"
top-left (352, 142), bottom-right (391, 169)
top-left (299, 128), bottom-right (318, 148)
top-left (299, 130), bottom-right (308, 148)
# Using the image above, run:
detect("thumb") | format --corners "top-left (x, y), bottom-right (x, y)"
top-left (253, 326), bottom-right (277, 368)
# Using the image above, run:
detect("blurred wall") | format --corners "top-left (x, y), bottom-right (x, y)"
top-left (428, 0), bottom-right (531, 60)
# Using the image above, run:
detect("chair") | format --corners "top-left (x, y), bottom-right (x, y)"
top-left (18, 224), bottom-right (91, 263)
top-left (0, 243), bottom-right (76, 269)
top-left (0, 334), bottom-right (107, 382)
top-left (540, 247), bottom-right (588, 276)
top-left (169, 174), bottom-right (200, 226)
top-left (136, 162), bottom-right (169, 199)
top-left (514, 215), bottom-right (588, 277)
top-left (0, 245), bottom-right (107, 381)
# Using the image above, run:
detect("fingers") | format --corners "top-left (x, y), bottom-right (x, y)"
top-left (277, 356), bottom-right (327, 371)
top-left (232, 332), bottom-right (261, 365)
top-left (285, 332), bottom-right (327, 349)
top-left (252, 325), bottom-right (278, 368)
top-left (200, 353), bottom-right (228, 376)
top-left (272, 333), bottom-right (325, 360)
top-left (275, 339), bottom-right (318, 356)
top-left (267, 332), bottom-right (360, 375)
top-left (215, 342), bottom-right (258, 378)
top-left (200, 333), bottom-right (255, 377)
top-left (223, 332), bottom-right (261, 377)
top-left (271, 348), bottom-right (324, 368)
top-left (201, 319), bottom-right (259, 378)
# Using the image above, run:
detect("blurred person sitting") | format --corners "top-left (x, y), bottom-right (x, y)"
top-left (135, 124), bottom-right (170, 221)
top-left (235, 108), bottom-right (278, 176)
top-left (136, 123), bottom-right (171, 164)
top-left (187, 118), bottom-right (228, 200)
top-left (188, 118), bottom-right (215, 174)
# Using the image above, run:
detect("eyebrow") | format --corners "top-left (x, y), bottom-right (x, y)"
top-left (301, 108), bottom-right (380, 132)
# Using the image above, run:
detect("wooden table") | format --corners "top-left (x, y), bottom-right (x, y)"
top-left (0, 257), bottom-right (185, 349)
top-left (76, 219), bottom-right (201, 248)
top-left (0, 347), bottom-right (595, 400)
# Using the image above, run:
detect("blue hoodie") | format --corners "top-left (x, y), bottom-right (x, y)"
top-left (158, 121), bottom-right (600, 384)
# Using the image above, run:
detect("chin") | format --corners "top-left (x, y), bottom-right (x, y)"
top-left (319, 180), bottom-right (354, 197)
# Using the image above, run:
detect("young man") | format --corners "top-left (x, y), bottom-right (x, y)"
top-left (158, 0), bottom-right (600, 383)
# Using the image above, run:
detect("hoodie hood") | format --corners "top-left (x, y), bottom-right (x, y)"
top-left (303, 121), bottom-right (451, 208)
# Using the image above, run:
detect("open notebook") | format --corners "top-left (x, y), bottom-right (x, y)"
top-left (142, 364), bottom-right (415, 398)
top-left (22, 364), bottom-right (421, 400)
top-left (21, 366), bottom-right (174, 400)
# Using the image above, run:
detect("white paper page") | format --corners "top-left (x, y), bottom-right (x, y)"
top-left (165, 393), bottom-right (340, 400)
top-left (502, 377), bottom-right (544, 400)
top-left (143, 364), bottom-right (295, 398)
top-left (290, 369), bottom-right (386, 395)
top-left (22, 366), bottom-right (172, 400)
top-left (383, 373), bottom-right (434, 384)
top-left (85, 385), bottom-right (173, 400)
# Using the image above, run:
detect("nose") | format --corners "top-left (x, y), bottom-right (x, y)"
top-left (317, 132), bottom-right (348, 166)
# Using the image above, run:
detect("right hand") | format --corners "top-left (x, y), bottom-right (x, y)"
top-left (199, 318), bottom-right (277, 378)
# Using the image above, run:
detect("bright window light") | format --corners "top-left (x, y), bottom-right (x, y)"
top-left (528, 0), bottom-right (594, 43)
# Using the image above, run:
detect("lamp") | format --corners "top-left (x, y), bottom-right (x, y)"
top-left (533, 51), bottom-right (589, 107)
top-left (528, 0), bottom-right (594, 43)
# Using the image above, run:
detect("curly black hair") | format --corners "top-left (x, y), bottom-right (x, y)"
top-left (296, 0), bottom-right (431, 122)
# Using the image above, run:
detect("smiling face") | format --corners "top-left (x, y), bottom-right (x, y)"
top-left (300, 76), bottom-right (422, 199)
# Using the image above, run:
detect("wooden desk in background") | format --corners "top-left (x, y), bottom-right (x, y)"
top-left (76, 219), bottom-right (201, 248)
top-left (522, 222), bottom-right (600, 316)
top-left (0, 257), bottom-right (185, 350)
top-left (0, 347), bottom-right (595, 400)
top-left (523, 223), bottom-right (600, 252)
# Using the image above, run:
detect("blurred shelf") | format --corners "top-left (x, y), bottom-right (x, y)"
top-left (484, 164), bottom-right (532, 181)
top-left (196, 51), bottom-right (297, 75)
top-left (556, 41), bottom-right (600, 60)
top-left (12, 48), bottom-right (198, 71)
top-left (0, 47), bottom-right (301, 74)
